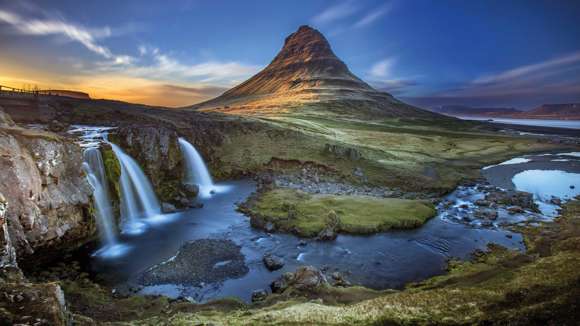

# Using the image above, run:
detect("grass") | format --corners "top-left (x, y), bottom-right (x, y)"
top-left (209, 107), bottom-right (559, 192)
top-left (247, 188), bottom-right (436, 236)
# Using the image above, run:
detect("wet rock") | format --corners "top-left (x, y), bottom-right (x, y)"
top-left (251, 289), bottom-right (269, 302)
top-left (270, 272), bottom-right (293, 293)
top-left (550, 198), bottom-right (562, 205)
top-left (507, 206), bottom-right (524, 214)
top-left (330, 272), bottom-right (351, 287)
top-left (475, 199), bottom-right (491, 207)
top-left (263, 254), bottom-right (285, 271)
top-left (161, 202), bottom-right (178, 213)
top-left (139, 239), bottom-right (248, 286)
top-left (183, 183), bottom-right (199, 197)
top-left (486, 190), bottom-right (538, 212)
top-left (271, 266), bottom-right (328, 294)
top-left (474, 208), bottom-right (498, 220)
top-left (292, 266), bottom-right (328, 290)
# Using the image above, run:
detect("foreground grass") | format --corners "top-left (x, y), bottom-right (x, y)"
top-left (246, 188), bottom-right (436, 236)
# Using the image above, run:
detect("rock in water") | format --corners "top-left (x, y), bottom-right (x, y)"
top-left (270, 266), bottom-right (328, 294)
top-left (139, 239), bottom-right (248, 286)
top-left (251, 289), bottom-right (268, 302)
top-left (263, 253), bottom-right (285, 271)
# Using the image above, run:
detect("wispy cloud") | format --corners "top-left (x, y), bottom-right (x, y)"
top-left (311, 1), bottom-right (358, 26)
top-left (0, 9), bottom-right (118, 59)
top-left (96, 47), bottom-right (260, 85)
top-left (353, 4), bottom-right (392, 29)
top-left (405, 51), bottom-right (580, 108)
top-left (473, 51), bottom-right (580, 85)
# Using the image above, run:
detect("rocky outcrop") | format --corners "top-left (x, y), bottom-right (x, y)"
top-left (270, 266), bottom-right (328, 294)
top-left (0, 109), bottom-right (93, 258)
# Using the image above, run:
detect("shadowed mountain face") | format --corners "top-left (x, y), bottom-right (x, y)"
top-left (191, 26), bottom-right (438, 118)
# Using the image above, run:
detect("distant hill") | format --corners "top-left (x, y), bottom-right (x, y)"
top-left (428, 105), bottom-right (521, 117)
top-left (188, 25), bottom-right (440, 119)
top-left (512, 103), bottom-right (580, 120)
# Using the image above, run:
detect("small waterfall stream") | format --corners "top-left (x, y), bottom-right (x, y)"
top-left (178, 138), bottom-right (217, 197)
top-left (83, 148), bottom-right (117, 247)
top-left (108, 142), bottom-right (162, 234)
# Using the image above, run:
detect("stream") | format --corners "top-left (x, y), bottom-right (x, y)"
top-left (69, 126), bottom-right (580, 303)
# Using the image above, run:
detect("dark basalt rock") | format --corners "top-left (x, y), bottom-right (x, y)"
top-left (139, 239), bottom-right (248, 286)
top-left (251, 289), bottom-right (268, 302)
top-left (263, 253), bottom-right (285, 271)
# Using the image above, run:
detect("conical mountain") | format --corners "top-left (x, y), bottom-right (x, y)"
top-left (190, 25), bottom-right (435, 118)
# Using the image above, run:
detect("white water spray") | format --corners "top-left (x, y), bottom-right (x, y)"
top-left (108, 142), bottom-right (161, 233)
top-left (83, 147), bottom-right (129, 258)
top-left (178, 138), bottom-right (218, 197)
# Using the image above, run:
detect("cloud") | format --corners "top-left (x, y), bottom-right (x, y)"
top-left (311, 1), bottom-right (358, 25)
top-left (353, 4), bottom-right (392, 28)
top-left (403, 51), bottom-right (580, 108)
top-left (0, 9), bottom-right (117, 59)
top-left (95, 49), bottom-right (260, 85)
top-left (473, 51), bottom-right (580, 85)
top-left (369, 58), bottom-right (396, 78)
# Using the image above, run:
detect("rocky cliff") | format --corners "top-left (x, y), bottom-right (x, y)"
top-left (0, 107), bottom-right (94, 259)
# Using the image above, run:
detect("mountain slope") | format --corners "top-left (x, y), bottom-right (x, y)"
top-left (189, 26), bottom-right (438, 118)
top-left (513, 103), bottom-right (580, 120)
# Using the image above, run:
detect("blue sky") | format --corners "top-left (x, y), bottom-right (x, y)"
top-left (0, 0), bottom-right (579, 108)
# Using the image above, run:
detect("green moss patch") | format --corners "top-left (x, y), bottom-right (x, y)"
top-left (247, 188), bottom-right (436, 237)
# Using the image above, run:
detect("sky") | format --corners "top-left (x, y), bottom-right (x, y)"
top-left (0, 0), bottom-right (579, 109)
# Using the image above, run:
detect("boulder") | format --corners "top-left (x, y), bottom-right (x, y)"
top-left (270, 266), bottom-right (327, 294)
top-left (263, 254), bottom-right (285, 271)
top-left (291, 266), bottom-right (328, 290)
top-left (251, 289), bottom-right (268, 302)
top-left (161, 202), bottom-right (178, 213)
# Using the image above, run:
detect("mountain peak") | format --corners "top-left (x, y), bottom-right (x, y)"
top-left (190, 25), bottom-right (436, 119)
top-left (272, 25), bottom-right (337, 68)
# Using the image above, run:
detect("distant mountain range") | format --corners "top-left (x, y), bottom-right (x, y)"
top-left (428, 103), bottom-right (580, 120)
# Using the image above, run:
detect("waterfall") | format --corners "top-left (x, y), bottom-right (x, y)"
top-left (178, 137), bottom-right (216, 197)
top-left (108, 142), bottom-right (161, 233)
top-left (83, 147), bottom-right (130, 257)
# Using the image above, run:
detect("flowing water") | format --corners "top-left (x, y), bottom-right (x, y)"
top-left (178, 138), bottom-right (224, 198)
top-left (108, 142), bottom-right (162, 234)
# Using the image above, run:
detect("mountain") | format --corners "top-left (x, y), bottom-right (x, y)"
top-left (512, 103), bottom-right (580, 120)
top-left (429, 105), bottom-right (522, 117)
top-left (189, 25), bottom-right (437, 118)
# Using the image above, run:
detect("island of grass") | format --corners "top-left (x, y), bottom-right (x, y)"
top-left (243, 188), bottom-right (436, 237)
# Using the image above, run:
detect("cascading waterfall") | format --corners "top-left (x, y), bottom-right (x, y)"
top-left (108, 142), bottom-right (162, 233)
top-left (178, 137), bottom-right (217, 197)
top-left (83, 147), bottom-right (128, 258)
